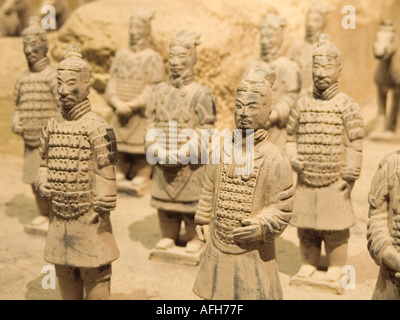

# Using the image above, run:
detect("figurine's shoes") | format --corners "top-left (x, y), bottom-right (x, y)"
top-left (293, 264), bottom-right (316, 279)
top-left (185, 239), bottom-right (204, 254)
top-left (155, 238), bottom-right (175, 250)
top-left (116, 172), bottom-right (126, 182)
top-left (325, 266), bottom-right (342, 282)
top-left (24, 215), bottom-right (49, 237)
top-left (29, 215), bottom-right (49, 226)
top-left (117, 176), bottom-right (151, 196)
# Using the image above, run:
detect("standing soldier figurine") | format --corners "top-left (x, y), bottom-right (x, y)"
top-left (12, 16), bottom-right (59, 236)
top-left (35, 44), bottom-right (119, 300)
top-left (145, 30), bottom-right (217, 265)
top-left (105, 7), bottom-right (165, 196)
top-left (286, 34), bottom-right (364, 293)
top-left (244, 13), bottom-right (300, 150)
top-left (367, 151), bottom-right (400, 300)
top-left (286, 1), bottom-right (330, 95)
top-left (193, 68), bottom-right (294, 300)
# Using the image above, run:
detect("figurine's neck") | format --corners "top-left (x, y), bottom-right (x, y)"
top-left (29, 57), bottom-right (50, 73)
top-left (130, 39), bottom-right (150, 52)
top-left (261, 48), bottom-right (282, 62)
top-left (62, 98), bottom-right (91, 121)
top-left (171, 69), bottom-right (195, 88)
top-left (313, 81), bottom-right (339, 100)
top-left (306, 32), bottom-right (320, 44)
top-left (234, 128), bottom-right (268, 147)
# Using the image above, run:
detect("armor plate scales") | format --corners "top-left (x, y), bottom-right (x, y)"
top-left (17, 69), bottom-right (58, 148)
top-left (297, 97), bottom-right (344, 187)
top-left (214, 164), bottom-right (260, 246)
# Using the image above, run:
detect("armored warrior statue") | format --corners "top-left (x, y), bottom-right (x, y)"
top-left (35, 44), bottom-right (119, 300)
top-left (193, 68), bottom-right (294, 300)
top-left (105, 8), bottom-right (165, 196)
top-left (286, 1), bottom-right (330, 95)
top-left (243, 13), bottom-right (300, 150)
top-left (145, 30), bottom-right (217, 265)
top-left (367, 151), bottom-right (400, 300)
top-left (286, 34), bottom-right (364, 293)
top-left (12, 17), bottom-right (59, 235)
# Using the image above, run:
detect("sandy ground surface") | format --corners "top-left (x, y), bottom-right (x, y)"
top-left (0, 97), bottom-right (397, 300)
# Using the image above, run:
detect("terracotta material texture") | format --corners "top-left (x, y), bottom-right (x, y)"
top-left (193, 68), bottom-right (294, 300)
top-left (286, 34), bottom-right (364, 292)
top-left (105, 8), bottom-right (165, 196)
top-left (34, 44), bottom-right (119, 300)
top-left (145, 30), bottom-right (216, 265)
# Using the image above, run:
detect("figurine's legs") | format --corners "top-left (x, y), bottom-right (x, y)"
top-left (387, 90), bottom-right (400, 132)
top-left (28, 184), bottom-right (50, 227)
top-left (116, 152), bottom-right (131, 181)
top-left (156, 210), bottom-right (181, 248)
top-left (128, 155), bottom-right (152, 182)
top-left (55, 265), bottom-right (84, 300)
top-left (182, 212), bottom-right (204, 253)
top-left (324, 229), bottom-right (350, 282)
top-left (295, 228), bottom-right (321, 278)
top-left (81, 264), bottom-right (112, 300)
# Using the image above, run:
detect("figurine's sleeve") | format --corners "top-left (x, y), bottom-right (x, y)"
top-left (272, 61), bottom-right (301, 129)
top-left (12, 76), bottom-right (22, 131)
top-left (256, 152), bottom-right (294, 241)
top-left (195, 162), bottom-right (218, 225)
top-left (89, 120), bottom-right (118, 205)
top-left (342, 98), bottom-right (364, 181)
top-left (35, 120), bottom-right (51, 192)
top-left (285, 99), bottom-right (301, 163)
top-left (144, 86), bottom-right (159, 151)
top-left (104, 50), bottom-right (122, 108)
top-left (367, 153), bottom-right (395, 265)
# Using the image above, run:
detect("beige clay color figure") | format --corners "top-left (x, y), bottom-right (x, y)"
top-left (34, 44), bottom-right (119, 300)
top-left (105, 8), bottom-right (165, 196)
top-left (12, 17), bottom-right (59, 236)
top-left (193, 68), bottom-right (294, 300)
top-left (145, 30), bottom-right (217, 265)
top-left (369, 20), bottom-right (400, 140)
top-left (286, 34), bottom-right (364, 294)
top-left (286, 1), bottom-right (330, 95)
top-left (367, 150), bottom-right (400, 300)
top-left (243, 13), bottom-right (300, 150)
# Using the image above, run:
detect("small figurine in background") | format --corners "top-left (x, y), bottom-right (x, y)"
top-left (105, 7), bottom-right (165, 196)
top-left (243, 13), bottom-right (300, 150)
top-left (35, 44), bottom-right (119, 300)
top-left (286, 34), bottom-right (364, 294)
top-left (145, 30), bottom-right (217, 265)
top-left (370, 20), bottom-right (400, 140)
top-left (367, 150), bottom-right (400, 300)
top-left (193, 68), bottom-right (294, 300)
top-left (12, 16), bottom-right (59, 236)
top-left (286, 1), bottom-right (331, 95)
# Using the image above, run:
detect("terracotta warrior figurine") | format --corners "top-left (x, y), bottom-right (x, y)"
top-left (243, 13), bottom-right (300, 150)
top-left (34, 44), bottom-right (119, 300)
top-left (145, 30), bottom-right (217, 265)
top-left (105, 8), bottom-right (165, 196)
top-left (193, 68), bottom-right (294, 300)
top-left (12, 17), bottom-right (59, 235)
top-left (286, 34), bottom-right (364, 293)
top-left (367, 150), bottom-right (400, 300)
top-left (286, 1), bottom-right (330, 95)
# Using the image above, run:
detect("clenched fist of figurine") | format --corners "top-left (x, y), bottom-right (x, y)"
top-left (94, 195), bottom-right (117, 214)
top-left (196, 224), bottom-right (210, 243)
top-left (233, 218), bottom-right (264, 244)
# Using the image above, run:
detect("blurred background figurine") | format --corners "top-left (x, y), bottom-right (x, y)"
top-left (367, 150), bottom-right (400, 300)
top-left (286, 34), bottom-right (364, 294)
top-left (105, 7), bottom-right (165, 196)
top-left (243, 13), bottom-right (300, 150)
top-left (35, 44), bottom-right (119, 300)
top-left (370, 20), bottom-right (400, 140)
top-left (12, 16), bottom-right (59, 235)
top-left (145, 30), bottom-right (216, 265)
top-left (1, 0), bottom-right (36, 36)
top-left (193, 68), bottom-right (294, 300)
top-left (286, 1), bottom-right (331, 95)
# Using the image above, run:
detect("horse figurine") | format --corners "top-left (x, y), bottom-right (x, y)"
top-left (371, 20), bottom-right (400, 138)
top-left (2, 0), bottom-right (37, 36)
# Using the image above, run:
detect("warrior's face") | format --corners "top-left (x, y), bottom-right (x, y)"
top-left (306, 11), bottom-right (325, 39)
top-left (235, 90), bottom-right (270, 131)
top-left (129, 18), bottom-right (148, 47)
top-left (260, 24), bottom-right (282, 58)
top-left (169, 45), bottom-right (193, 79)
top-left (23, 35), bottom-right (47, 67)
top-left (312, 55), bottom-right (341, 91)
top-left (57, 70), bottom-right (90, 110)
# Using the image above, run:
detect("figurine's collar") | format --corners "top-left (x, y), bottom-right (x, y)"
top-left (130, 41), bottom-right (150, 52)
top-left (170, 70), bottom-right (195, 89)
top-left (313, 81), bottom-right (339, 100)
top-left (61, 99), bottom-right (91, 121)
top-left (261, 48), bottom-right (283, 63)
top-left (30, 57), bottom-right (50, 73)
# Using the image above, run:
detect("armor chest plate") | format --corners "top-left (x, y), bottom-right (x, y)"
top-left (47, 119), bottom-right (93, 219)
top-left (214, 164), bottom-right (260, 246)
